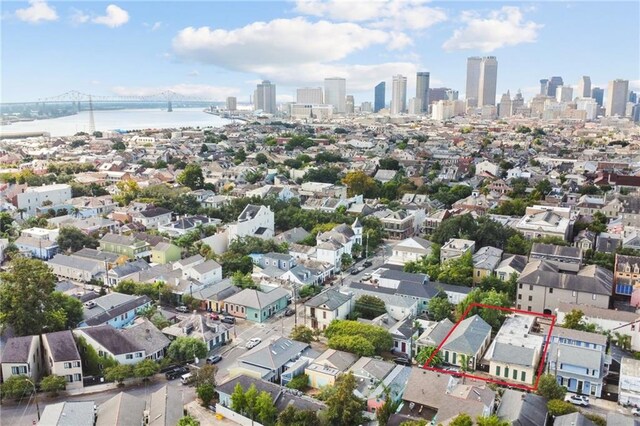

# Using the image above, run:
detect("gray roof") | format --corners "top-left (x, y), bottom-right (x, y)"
top-left (97, 392), bottom-right (146, 426)
top-left (73, 248), bottom-right (120, 263)
top-left (490, 342), bottom-right (537, 367)
top-left (139, 207), bottom-right (172, 218)
top-left (473, 246), bottom-right (504, 270)
top-left (48, 253), bottom-right (101, 272)
top-left (78, 325), bottom-right (141, 355)
top-left (397, 281), bottom-right (438, 299)
top-left (551, 326), bottom-right (607, 346)
top-left (607, 413), bottom-right (640, 426)
top-left (121, 318), bottom-right (170, 356)
top-left (2, 335), bottom-right (37, 363)
top-left (38, 401), bottom-right (96, 426)
top-left (548, 342), bottom-right (604, 371)
top-left (497, 255), bottom-right (528, 274)
top-left (43, 331), bottom-right (81, 362)
top-left (148, 385), bottom-right (183, 426)
top-left (223, 287), bottom-right (289, 310)
top-left (496, 389), bottom-right (548, 426)
top-left (217, 374), bottom-right (281, 400)
top-left (531, 242), bottom-right (581, 258)
top-left (305, 288), bottom-right (352, 310)
top-left (518, 260), bottom-right (613, 295)
top-left (443, 315), bottom-right (492, 355)
top-left (238, 204), bottom-right (263, 221)
top-left (312, 348), bottom-right (359, 371)
top-left (108, 259), bottom-right (150, 278)
top-left (379, 269), bottom-right (427, 284)
top-left (239, 337), bottom-right (309, 370)
top-left (101, 233), bottom-right (141, 246)
top-left (554, 412), bottom-right (597, 426)
top-left (274, 227), bottom-right (311, 244)
top-left (83, 294), bottom-right (151, 326)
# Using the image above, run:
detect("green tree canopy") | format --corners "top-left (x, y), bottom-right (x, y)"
top-left (325, 320), bottom-right (393, 355)
top-left (537, 374), bottom-right (567, 401)
top-left (57, 226), bottom-right (99, 252)
top-left (354, 295), bottom-right (387, 320)
top-left (290, 325), bottom-right (314, 343)
top-left (0, 375), bottom-right (34, 399)
top-left (40, 375), bottom-right (67, 395)
top-left (325, 373), bottom-right (366, 426)
top-left (177, 164), bottom-right (205, 190)
top-left (546, 399), bottom-right (577, 417)
top-left (134, 359), bottom-right (160, 381)
top-left (167, 337), bottom-right (208, 362)
top-left (104, 364), bottom-right (134, 384)
top-left (427, 293), bottom-right (453, 321)
top-left (416, 346), bottom-right (442, 367)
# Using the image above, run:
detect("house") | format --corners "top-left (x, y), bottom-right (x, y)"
top-left (305, 348), bottom-right (359, 389)
top-left (162, 313), bottom-right (231, 351)
top-left (228, 204), bottom-right (274, 241)
top-left (372, 314), bottom-right (419, 358)
top-left (347, 357), bottom-right (397, 410)
top-left (38, 401), bottom-right (96, 426)
top-left (574, 230), bottom-right (596, 256)
top-left (529, 243), bottom-right (582, 273)
top-left (399, 368), bottom-right (496, 425)
top-left (100, 233), bottom-right (151, 259)
top-left (615, 254), bottom-right (640, 299)
top-left (274, 227), bottom-right (311, 245)
top-left (233, 337), bottom-right (309, 383)
top-left (305, 288), bottom-right (353, 330)
top-left (554, 412), bottom-right (598, 426)
top-left (13, 183), bottom-right (71, 217)
top-left (47, 253), bottom-right (104, 283)
top-left (122, 318), bottom-right (171, 360)
top-left (73, 325), bottom-right (145, 365)
top-left (223, 287), bottom-right (289, 323)
top-left (69, 195), bottom-right (117, 219)
top-left (517, 261), bottom-right (612, 314)
top-left (80, 292), bottom-right (152, 329)
top-left (191, 279), bottom-right (240, 312)
top-left (373, 269), bottom-right (429, 290)
top-left (423, 209), bottom-right (451, 233)
top-left (375, 209), bottom-right (417, 240)
top-left (41, 331), bottom-right (83, 390)
top-left (15, 234), bottom-right (58, 260)
top-left (96, 392), bottom-right (146, 426)
top-left (388, 237), bottom-right (433, 266)
top-left (416, 315), bottom-right (492, 370)
top-left (315, 220), bottom-right (362, 272)
top-left (254, 252), bottom-right (296, 271)
top-left (158, 215), bottom-right (219, 236)
top-left (547, 327), bottom-right (609, 397)
top-left (515, 205), bottom-right (574, 241)
top-left (496, 389), bottom-right (549, 426)
top-left (150, 242), bottom-right (181, 265)
top-left (1, 335), bottom-right (42, 382)
top-left (148, 385), bottom-right (184, 426)
top-left (440, 238), bottom-right (475, 263)
top-left (105, 259), bottom-right (150, 287)
top-left (182, 259), bottom-right (223, 286)
top-left (619, 357), bottom-right (640, 406)
top-left (596, 233), bottom-right (621, 255)
top-left (131, 207), bottom-right (173, 229)
top-left (347, 281), bottom-right (419, 321)
top-left (484, 315), bottom-right (544, 385)
top-left (495, 255), bottom-right (528, 281)
top-left (476, 160), bottom-right (500, 177)
top-left (472, 246), bottom-right (503, 284)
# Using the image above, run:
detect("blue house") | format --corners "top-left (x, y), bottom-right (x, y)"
top-left (546, 327), bottom-right (610, 397)
top-left (80, 293), bottom-right (152, 329)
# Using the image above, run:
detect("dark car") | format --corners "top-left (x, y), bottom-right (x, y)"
top-left (350, 268), bottom-right (360, 275)
top-left (393, 357), bottom-right (412, 366)
top-left (221, 316), bottom-right (236, 324)
top-left (363, 260), bottom-right (372, 267)
top-left (165, 366), bottom-right (189, 380)
top-left (284, 308), bottom-right (295, 317)
top-left (206, 354), bottom-right (222, 364)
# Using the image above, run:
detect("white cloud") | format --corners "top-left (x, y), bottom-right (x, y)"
top-left (93, 4), bottom-right (129, 28)
top-left (629, 80), bottom-right (640, 92)
top-left (443, 6), bottom-right (542, 52)
top-left (70, 8), bottom-right (89, 25)
top-left (151, 21), bottom-right (162, 31)
top-left (111, 84), bottom-right (239, 101)
top-left (294, 0), bottom-right (447, 30)
top-left (173, 18), bottom-right (410, 70)
top-left (15, 0), bottom-right (58, 23)
top-left (187, 70), bottom-right (199, 77)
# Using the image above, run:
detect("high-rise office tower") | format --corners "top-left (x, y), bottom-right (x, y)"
top-left (254, 80), bottom-right (276, 113)
top-left (466, 57), bottom-right (482, 107)
top-left (606, 79), bottom-right (629, 117)
top-left (416, 72), bottom-right (430, 113)
top-left (539, 79), bottom-right (549, 96)
top-left (226, 97), bottom-right (237, 111)
top-left (361, 102), bottom-right (372, 113)
top-left (391, 75), bottom-right (407, 115)
top-left (576, 76), bottom-right (591, 98)
top-left (324, 77), bottom-right (346, 113)
top-left (296, 87), bottom-right (323, 104)
top-left (591, 87), bottom-right (604, 106)
top-left (346, 95), bottom-right (355, 114)
top-left (632, 104), bottom-right (640, 123)
top-left (556, 86), bottom-right (574, 103)
top-left (446, 90), bottom-right (459, 101)
top-left (629, 91), bottom-right (637, 104)
top-left (478, 56), bottom-right (498, 106)
top-left (498, 91), bottom-right (512, 118)
top-left (374, 82), bottom-right (386, 112)
top-left (547, 76), bottom-right (564, 97)
top-left (428, 88), bottom-right (450, 104)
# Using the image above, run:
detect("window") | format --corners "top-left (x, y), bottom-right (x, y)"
top-left (74, 374), bottom-right (82, 381)
top-left (64, 362), bottom-right (72, 369)
top-left (135, 353), bottom-right (143, 358)
top-left (504, 366), bottom-right (509, 378)
top-left (495, 366), bottom-right (501, 376)
top-left (529, 285), bottom-right (533, 291)
top-left (126, 354), bottom-right (133, 360)
top-left (528, 296), bottom-right (532, 302)
top-left (477, 271), bottom-right (481, 277)
top-left (549, 288), bottom-right (553, 294)
top-left (66, 375), bottom-right (73, 383)
top-left (527, 306), bottom-right (532, 312)
top-left (323, 311), bottom-right (327, 319)
top-left (521, 371), bottom-right (526, 382)
top-left (513, 369), bottom-right (518, 380)
top-left (518, 294), bottom-right (522, 300)
top-left (517, 304), bottom-right (521, 310)
top-left (254, 313), bottom-right (258, 318)
top-left (519, 283), bottom-right (523, 289)
top-left (11, 366), bottom-right (27, 375)
top-left (592, 294), bottom-right (597, 300)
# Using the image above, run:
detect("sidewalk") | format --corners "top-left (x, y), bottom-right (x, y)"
top-left (185, 401), bottom-right (238, 426)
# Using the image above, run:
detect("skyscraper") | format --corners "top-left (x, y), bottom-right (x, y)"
top-left (591, 87), bottom-right (604, 106)
top-left (416, 71), bottom-right (430, 113)
top-left (576, 76), bottom-right (591, 98)
top-left (466, 57), bottom-right (482, 107)
top-left (629, 91), bottom-right (637, 104)
top-left (539, 79), bottom-right (549, 96)
top-left (498, 91), bottom-right (512, 118)
top-left (324, 77), bottom-right (346, 113)
top-left (226, 97), bottom-right (237, 111)
top-left (296, 87), bottom-right (323, 104)
top-left (391, 74), bottom-right (407, 115)
top-left (556, 86), bottom-right (573, 103)
top-left (606, 79), bottom-right (629, 117)
top-left (374, 82), bottom-right (386, 112)
top-left (346, 95), bottom-right (355, 114)
top-left (547, 76), bottom-right (564, 97)
top-left (254, 80), bottom-right (276, 114)
top-left (478, 56), bottom-right (498, 106)
top-left (428, 88), bottom-right (450, 104)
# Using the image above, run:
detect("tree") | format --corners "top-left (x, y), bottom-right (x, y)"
top-left (231, 383), bottom-right (246, 414)
top-left (290, 325), bottom-right (314, 343)
top-left (197, 383), bottom-right (215, 407)
top-left (325, 320), bottom-right (393, 355)
top-left (112, 141), bottom-right (126, 151)
top-left (286, 373), bottom-right (309, 391)
top-left (256, 153), bottom-right (269, 164)
top-left (325, 373), bottom-right (366, 426)
top-left (245, 383), bottom-right (260, 420)
top-left (134, 359), bottom-right (159, 381)
top-left (546, 399), bottom-right (577, 417)
top-left (328, 335), bottom-right (376, 356)
top-left (177, 164), bottom-right (205, 190)
top-left (449, 413), bottom-right (473, 426)
top-left (562, 309), bottom-right (596, 332)
top-left (57, 227), bottom-right (99, 252)
top-left (104, 364), bottom-right (134, 385)
top-left (584, 413), bottom-right (607, 426)
top-left (40, 375), bottom-right (66, 395)
top-left (256, 390), bottom-right (278, 426)
top-left (0, 375), bottom-right (33, 399)
top-left (415, 346), bottom-right (442, 367)
top-left (177, 416), bottom-right (200, 426)
top-left (277, 405), bottom-right (322, 426)
top-left (0, 257), bottom-right (59, 336)
top-left (113, 179), bottom-right (140, 206)
top-left (49, 291), bottom-right (84, 329)
top-left (378, 158), bottom-right (400, 170)
top-left (342, 170), bottom-right (378, 198)
top-left (167, 337), bottom-right (208, 362)
top-left (340, 253), bottom-right (353, 271)
top-left (231, 271), bottom-right (258, 289)
top-left (194, 364), bottom-right (217, 388)
top-left (304, 167), bottom-right (342, 184)
top-left (476, 415), bottom-right (510, 426)
top-left (436, 252), bottom-right (474, 286)
top-left (537, 374), bottom-right (567, 401)
top-left (376, 387), bottom-right (400, 426)
top-left (354, 295), bottom-right (387, 320)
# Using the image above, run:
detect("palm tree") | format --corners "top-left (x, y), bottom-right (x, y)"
top-left (16, 208), bottom-right (26, 220)
top-left (71, 207), bottom-right (81, 218)
top-left (613, 332), bottom-right (632, 351)
top-left (458, 353), bottom-right (472, 385)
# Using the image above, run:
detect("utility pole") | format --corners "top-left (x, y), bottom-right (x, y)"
top-left (366, 231), bottom-right (370, 259)
top-left (25, 378), bottom-right (40, 420)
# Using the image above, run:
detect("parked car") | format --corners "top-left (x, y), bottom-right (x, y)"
top-left (221, 316), bottom-right (236, 324)
top-left (209, 313), bottom-right (219, 320)
top-left (165, 366), bottom-right (189, 380)
top-left (565, 395), bottom-right (589, 406)
top-left (632, 407), bottom-right (640, 417)
top-left (363, 260), bottom-right (372, 267)
top-left (180, 372), bottom-right (194, 385)
top-left (176, 305), bottom-right (189, 313)
top-left (284, 308), bottom-right (295, 317)
top-left (246, 337), bottom-right (262, 349)
top-left (393, 357), bottom-right (412, 366)
top-left (362, 273), bottom-right (372, 281)
top-left (206, 354), bottom-right (222, 364)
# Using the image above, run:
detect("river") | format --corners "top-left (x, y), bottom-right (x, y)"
top-left (0, 108), bottom-right (233, 137)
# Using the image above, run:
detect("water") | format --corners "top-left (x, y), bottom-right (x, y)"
top-left (0, 108), bottom-right (232, 137)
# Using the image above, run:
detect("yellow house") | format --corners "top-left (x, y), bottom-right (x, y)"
top-left (305, 349), bottom-right (358, 389)
top-left (151, 242), bottom-right (181, 265)
top-left (472, 246), bottom-right (503, 284)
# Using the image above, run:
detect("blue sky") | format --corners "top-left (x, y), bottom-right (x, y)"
top-left (2, 1), bottom-right (639, 104)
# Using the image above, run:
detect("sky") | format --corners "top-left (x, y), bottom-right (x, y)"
top-left (1, 0), bottom-right (639, 104)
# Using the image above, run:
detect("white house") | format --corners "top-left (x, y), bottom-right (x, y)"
top-left (228, 204), bottom-right (274, 241)
top-left (14, 183), bottom-right (72, 217)
top-left (315, 220), bottom-right (362, 272)
top-left (304, 288), bottom-right (353, 330)
top-left (475, 160), bottom-right (500, 177)
top-left (131, 207), bottom-right (173, 229)
top-left (1, 335), bottom-right (42, 382)
top-left (41, 331), bottom-right (83, 390)
top-left (182, 259), bottom-right (223, 286)
top-left (74, 326), bottom-right (145, 365)
top-left (388, 236), bottom-right (433, 265)
top-left (619, 357), bottom-right (640, 406)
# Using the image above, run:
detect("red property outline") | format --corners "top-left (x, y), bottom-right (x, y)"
top-left (422, 303), bottom-right (556, 392)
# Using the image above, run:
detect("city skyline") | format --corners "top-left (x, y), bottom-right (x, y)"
top-left (1, 1), bottom-right (639, 103)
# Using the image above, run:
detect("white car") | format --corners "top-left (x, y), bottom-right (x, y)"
top-left (631, 407), bottom-right (640, 417)
top-left (245, 337), bottom-right (262, 349)
top-left (564, 394), bottom-right (589, 406)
